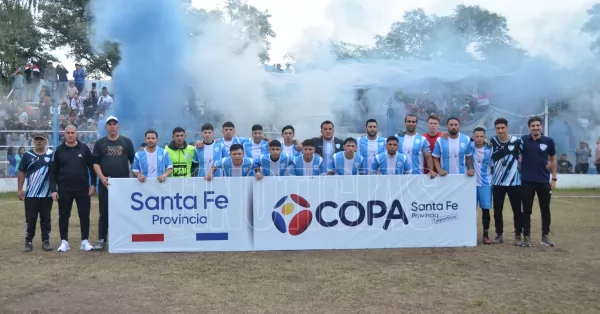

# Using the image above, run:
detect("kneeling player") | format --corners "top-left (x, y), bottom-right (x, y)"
top-left (291, 140), bottom-right (326, 176)
top-left (254, 140), bottom-right (293, 179)
top-left (471, 127), bottom-right (493, 244)
top-left (205, 144), bottom-right (254, 180)
top-left (327, 137), bottom-right (363, 175)
top-left (371, 136), bottom-right (411, 175)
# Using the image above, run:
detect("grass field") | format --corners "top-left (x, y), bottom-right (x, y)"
top-left (0, 191), bottom-right (599, 314)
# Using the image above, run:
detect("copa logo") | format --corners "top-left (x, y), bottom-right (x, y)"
top-left (272, 194), bottom-right (313, 236)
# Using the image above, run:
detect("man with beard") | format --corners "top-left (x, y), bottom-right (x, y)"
top-left (520, 116), bottom-right (557, 247)
top-left (311, 121), bottom-right (344, 170)
top-left (489, 118), bottom-right (524, 246)
top-left (395, 114), bottom-right (436, 177)
top-left (356, 119), bottom-right (387, 174)
top-left (132, 130), bottom-right (173, 183)
top-left (432, 117), bottom-right (475, 176)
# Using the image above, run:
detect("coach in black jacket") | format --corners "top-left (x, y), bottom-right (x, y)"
top-left (310, 120), bottom-right (344, 159)
top-left (49, 125), bottom-right (97, 252)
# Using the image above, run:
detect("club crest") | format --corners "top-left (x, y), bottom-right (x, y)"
top-left (540, 144), bottom-right (547, 151)
top-left (508, 145), bottom-right (514, 151)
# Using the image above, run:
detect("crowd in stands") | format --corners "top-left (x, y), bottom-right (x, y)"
top-left (1, 61), bottom-right (115, 177)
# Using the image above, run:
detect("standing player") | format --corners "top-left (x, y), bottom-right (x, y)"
top-left (132, 130), bottom-right (173, 183)
top-left (423, 114), bottom-right (443, 174)
top-left (49, 126), bottom-right (97, 252)
top-left (471, 127), bottom-right (494, 244)
top-left (432, 117), bottom-right (474, 175)
top-left (243, 124), bottom-right (269, 160)
top-left (205, 144), bottom-right (254, 180)
top-left (281, 125), bottom-right (301, 157)
top-left (520, 116), bottom-right (557, 247)
top-left (356, 119), bottom-right (387, 174)
top-left (311, 121), bottom-right (344, 169)
top-left (216, 121), bottom-right (247, 156)
top-left (371, 136), bottom-right (411, 175)
top-left (165, 127), bottom-right (196, 177)
top-left (18, 133), bottom-right (54, 252)
top-left (396, 114), bottom-right (436, 177)
top-left (192, 123), bottom-right (225, 177)
top-left (291, 140), bottom-right (326, 176)
top-left (254, 140), bottom-right (293, 178)
top-left (92, 116), bottom-right (135, 251)
top-left (490, 118), bottom-right (524, 245)
top-left (327, 137), bottom-right (363, 175)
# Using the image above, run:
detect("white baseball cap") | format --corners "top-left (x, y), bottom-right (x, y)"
top-left (105, 116), bottom-right (118, 124)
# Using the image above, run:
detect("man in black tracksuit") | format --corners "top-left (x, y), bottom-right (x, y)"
top-left (49, 125), bottom-right (97, 252)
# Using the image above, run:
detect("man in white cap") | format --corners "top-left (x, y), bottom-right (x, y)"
top-left (17, 133), bottom-right (54, 252)
top-left (92, 116), bottom-right (135, 251)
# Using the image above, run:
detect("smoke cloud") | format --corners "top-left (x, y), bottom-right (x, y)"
top-left (90, 0), bottom-right (600, 154)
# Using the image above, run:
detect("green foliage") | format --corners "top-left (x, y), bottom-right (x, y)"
top-left (332, 5), bottom-right (525, 68)
top-left (0, 0), bottom-right (53, 87)
top-left (582, 3), bottom-right (600, 56)
top-left (39, 0), bottom-right (119, 79)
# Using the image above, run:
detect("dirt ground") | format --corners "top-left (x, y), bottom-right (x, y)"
top-left (0, 191), bottom-right (599, 314)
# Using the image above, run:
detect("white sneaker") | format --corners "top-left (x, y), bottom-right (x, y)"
top-left (80, 239), bottom-right (94, 251)
top-left (57, 240), bottom-right (70, 252)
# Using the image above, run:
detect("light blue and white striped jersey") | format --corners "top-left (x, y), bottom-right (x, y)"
top-left (327, 151), bottom-right (363, 175)
top-left (243, 140), bottom-right (269, 160)
top-left (281, 142), bottom-right (301, 157)
top-left (396, 133), bottom-right (431, 174)
top-left (432, 133), bottom-right (474, 174)
top-left (219, 137), bottom-right (248, 157)
top-left (253, 153), bottom-right (293, 176)
top-left (371, 152), bottom-right (411, 175)
top-left (192, 141), bottom-right (225, 177)
top-left (356, 136), bottom-right (387, 173)
top-left (471, 142), bottom-right (493, 187)
top-left (132, 147), bottom-right (173, 178)
top-left (213, 157), bottom-right (255, 177)
top-left (291, 154), bottom-right (326, 176)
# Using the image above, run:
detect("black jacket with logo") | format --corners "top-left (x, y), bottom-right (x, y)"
top-left (310, 136), bottom-right (344, 157)
top-left (49, 141), bottom-right (97, 194)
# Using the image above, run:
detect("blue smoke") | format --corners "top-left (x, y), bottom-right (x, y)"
top-left (90, 0), bottom-right (190, 146)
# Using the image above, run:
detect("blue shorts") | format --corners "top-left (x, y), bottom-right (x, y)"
top-left (476, 186), bottom-right (492, 210)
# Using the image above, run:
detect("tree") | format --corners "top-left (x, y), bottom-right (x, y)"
top-left (39, 0), bottom-right (119, 79)
top-left (0, 0), bottom-right (53, 87)
top-left (332, 5), bottom-right (523, 66)
top-left (185, 0), bottom-right (277, 63)
top-left (330, 41), bottom-right (371, 61)
top-left (582, 3), bottom-right (600, 56)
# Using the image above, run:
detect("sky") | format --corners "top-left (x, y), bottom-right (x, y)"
top-left (191, 0), bottom-right (598, 67)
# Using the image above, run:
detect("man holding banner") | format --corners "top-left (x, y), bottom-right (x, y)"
top-left (132, 130), bottom-right (173, 183)
top-left (92, 116), bottom-right (135, 251)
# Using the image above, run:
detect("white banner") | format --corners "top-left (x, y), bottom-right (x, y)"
top-left (108, 177), bottom-right (253, 253)
top-left (253, 175), bottom-right (477, 250)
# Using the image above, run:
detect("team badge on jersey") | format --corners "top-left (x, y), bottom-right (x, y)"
top-left (44, 157), bottom-right (50, 163)
top-left (508, 145), bottom-right (514, 151)
top-left (335, 144), bottom-right (340, 149)
top-left (460, 143), bottom-right (466, 148)
top-left (313, 165), bottom-right (319, 170)
top-left (540, 144), bottom-right (547, 151)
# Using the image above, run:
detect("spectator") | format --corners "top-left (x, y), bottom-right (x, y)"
top-left (44, 62), bottom-right (58, 98)
top-left (10, 68), bottom-right (25, 104)
top-left (7, 147), bottom-right (17, 178)
top-left (557, 153), bottom-right (573, 174)
top-left (575, 141), bottom-right (591, 174)
top-left (56, 64), bottom-right (69, 102)
top-left (16, 146), bottom-right (25, 170)
top-left (66, 81), bottom-right (78, 101)
top-left (70, 92), bottom-right (86, 116)
top-left (17, 107), bottom-right (28, 129)
top-left (85, 83), bottom-right (98, 118)
top-left (59, 101), bottom-right (70, 116)
top-left (97, 87), bottom-right (113, 114)
top-left (24, 62), bottom-right (41, 102)
top-left (73, 63), bottom-right (86, 94)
